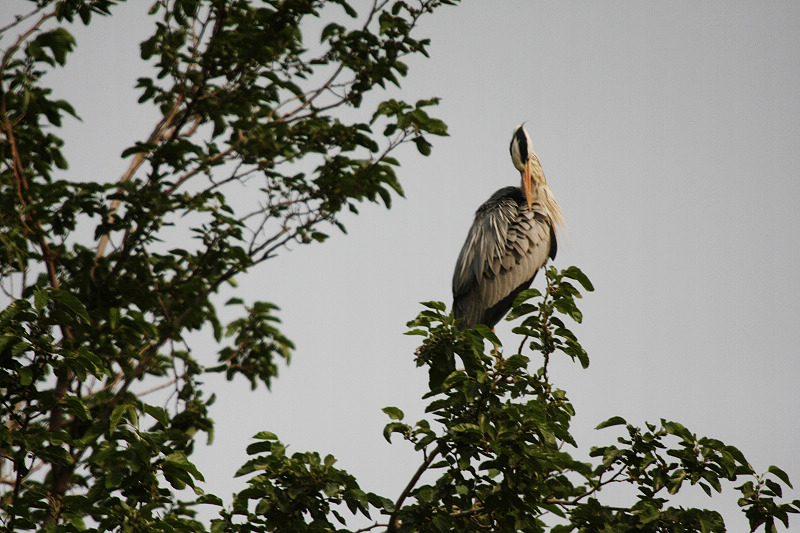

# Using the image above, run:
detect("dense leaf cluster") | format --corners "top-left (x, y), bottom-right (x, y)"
top-left (222, 267), bottom-right (798, 532)
top-left (404, 269), bottom-right (798, 532)
top-left (1, 0), bottom-right (452, 529)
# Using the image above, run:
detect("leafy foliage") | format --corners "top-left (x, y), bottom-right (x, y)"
top-left (1, 1), bottom-right (797, 532)
top-left (211, 266), bottom-right (798, 532)
top-left (1, 0), bottom-right (452, 529)
top-left (377, 267), bottom-right (799, 532)
top-left (215, 431), bottom-right (393, 532)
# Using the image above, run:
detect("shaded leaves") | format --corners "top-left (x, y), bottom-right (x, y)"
top-left (1, 0), bottom-right (455, 529)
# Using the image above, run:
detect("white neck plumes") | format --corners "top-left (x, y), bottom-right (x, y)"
top-left (527, 156), bottom-right (565, 234)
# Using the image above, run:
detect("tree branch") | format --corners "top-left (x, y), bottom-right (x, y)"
top-left (0, 5), bottom-right (47, 37)
top-left (0, 13), bottom-right (80, 523)
top-left (387, 445), bottom-right (441, 532)
top-left (544, 498), bottom-right (630, 513)
top-left (94, 94), bottom-right (186, 261)
top-left (0, 10), bottom-right (55, 72)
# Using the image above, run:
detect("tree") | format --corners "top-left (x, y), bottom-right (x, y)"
top-left (1, 0), bottom-right (451, 529)
top-left (0, 1), bottom-right (797, 532)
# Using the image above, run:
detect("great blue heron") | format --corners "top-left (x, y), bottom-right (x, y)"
top-left (452, 125), bottom-right (564, 330)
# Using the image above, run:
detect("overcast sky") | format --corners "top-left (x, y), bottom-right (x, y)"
top-left (5, 0), bottom-right (799, 529)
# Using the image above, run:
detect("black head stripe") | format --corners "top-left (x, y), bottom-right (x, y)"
top-left (514, 127), bottom-right (528, 162)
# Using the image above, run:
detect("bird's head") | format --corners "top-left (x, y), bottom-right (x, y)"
top-left (509, 124), bottom-right (541, 209)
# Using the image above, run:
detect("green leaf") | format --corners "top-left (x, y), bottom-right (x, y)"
top-left (144, 404), bottom-right (170, 427)
top-left (0, 335), bottom-right (15, 353)
top-left (49, 289), bottom-right (90, 324)
top-left (252, 431), bottom-right (279, 441)
top-left (246, 441), bottom-right (272, 455)
top-left (450, 423), bottom-right (481, 433)
top-left (120, 142), bottom-right (154, 158)
top-left (668, 469), bottom-right (687, 494)
top-left (165, 451), bottom-right (205, 482)
top-left (421, 301), bottom-right (446, 312)
top-left (338, 0), bottom-right (357, 17)
top-left (516, 288), bottom-right (543, 303)
top-left (562, 266), bottom-right (594, 292)
top-left (472, 324), bottom-right (502, 347)
top-left (382, 406), bottom-right (404, 420)
top-left (163, 463), bottom-right (195, 489)
top-left (765, 478), bottom-right (783, 497)
top-left (601, 446), bottom-right (622, 467)
top-left (413, 136), bottom-right (432, 156)
top-left (18, 366), bottom-right (33, 386)
top-left (29, 28), bottom-right (76, 66)
top-left (34, 287), bottom-right (49, 312)
top-left (197, 494), bottom-right (224, 506)
top-left (383, 422), bottom-right (409, 443)
top-left (768, 465), bottom-right (794, 489)
top-left (575, 344), bottom-right (590, 368)
top-left (109, 403), bottom-right (126, 433)
top-left (596, 416), bottom-right (627, 429)
top-left (63, 395), bottom-right (91, 421)
top-left (321, 22), bottom-right (344, 41)
top-left (75, 347), bottom-right (105, 378)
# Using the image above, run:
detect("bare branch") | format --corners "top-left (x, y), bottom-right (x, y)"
top-left (353, 522), bottom-right (388, 533)
top-left (0, 5), bottom-right (47, 37)
top-left (163, 145), bottom-right (236, 196)
top-left (387, 445), bottom-right (441, 532)
top-left (135, 374), bottom-right (184, 398)
top-left (0, 9), bottom-right (55, 73)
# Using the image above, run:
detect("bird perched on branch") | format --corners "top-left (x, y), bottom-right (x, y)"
top-left (452, 125), bottom-right (564, 330)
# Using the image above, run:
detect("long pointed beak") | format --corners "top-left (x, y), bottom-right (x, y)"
top-left (521, 164), bottom-right (533, 209)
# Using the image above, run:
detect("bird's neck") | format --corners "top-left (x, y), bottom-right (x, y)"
top-left (528, 161), bottom-right (565, 233)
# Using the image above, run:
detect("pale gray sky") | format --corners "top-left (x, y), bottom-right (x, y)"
top-left (5, 1), bottom-right (799, 530)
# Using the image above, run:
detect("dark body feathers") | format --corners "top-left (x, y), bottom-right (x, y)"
top-left (452, 186), bottom-right (557, 330)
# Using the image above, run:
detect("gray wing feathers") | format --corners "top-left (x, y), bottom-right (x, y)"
top-left (453, 198), bottom-right (553, 328)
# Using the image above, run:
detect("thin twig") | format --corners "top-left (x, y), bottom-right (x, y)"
top-left (353, 523), bottom-right (388, 533)
top-left (0, 10), bottom-right (55, 72)
top-left (517, 334), bottom-right (529, 355)
top-left (544, 498), bottom-right (629, 513)
top-left (0, 6), bottom-right (46, 37)
top-left (449, 506), bottom-right (484, 518)
top-left (135, 374), bottom-right (183, 398)
top-left (163, 146), bottom-right (235, 196)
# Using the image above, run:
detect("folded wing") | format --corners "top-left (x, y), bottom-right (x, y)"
top-left (452, 186), bottom-right (556, 329)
